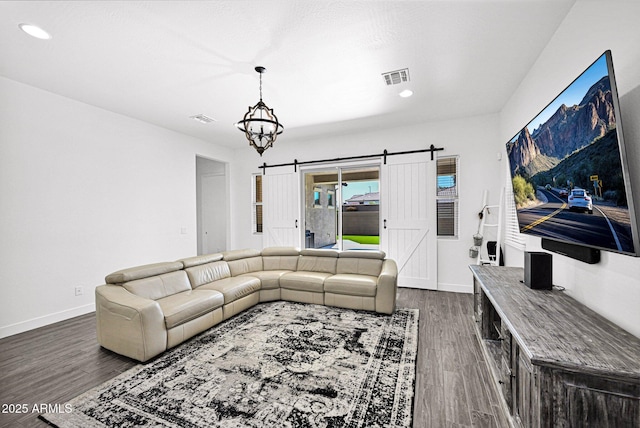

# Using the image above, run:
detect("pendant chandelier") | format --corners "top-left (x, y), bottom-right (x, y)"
top-left (235, 66), bottom-right (284, 156)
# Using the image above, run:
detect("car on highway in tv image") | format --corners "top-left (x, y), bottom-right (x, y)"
top-left (568, 188), bottom-right (593, 214)
top-left (505, 50), bottom-right (640, 256)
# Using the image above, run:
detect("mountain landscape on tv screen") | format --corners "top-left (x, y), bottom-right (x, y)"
top-left (506, 75), bottom-right (625, 205)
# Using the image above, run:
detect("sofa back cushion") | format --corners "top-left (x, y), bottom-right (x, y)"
top-left (263, 256), bottom-right (299, 271)
top-left (227, 257), bottom-right (263, 276)
top-left (185, 261), bottom-right (231, 288)
top-left (337, 250), bottom-right (385, 276)
top-left (122, 270), bottom-right (191, 300)
top-left (262, 247), bottom-right (300, 271)
top-left (298, 249), bottom-right (339, 274)
top-left (336, 258), bottom-right (383, 276)
top-left (222, 248), bottom-right (263, 277)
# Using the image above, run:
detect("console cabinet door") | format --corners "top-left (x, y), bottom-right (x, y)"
top-left (514, 347), bottom-right (533, 428)
top-left (551, 370), bottom-right (640, 427)
top-left (501, 325), bottom-right (513, 410)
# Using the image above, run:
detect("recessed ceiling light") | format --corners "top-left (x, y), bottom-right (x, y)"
top-left (399, 89), bottom-right (413, 98)
top-left (19, 23), bottom-right (52, 40)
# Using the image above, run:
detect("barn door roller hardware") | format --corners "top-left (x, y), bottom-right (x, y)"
top-left (259, 144), bottom-right (444, 174)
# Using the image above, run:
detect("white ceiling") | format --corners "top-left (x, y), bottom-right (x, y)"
top-left (0, 0), bottom-right (577, 149)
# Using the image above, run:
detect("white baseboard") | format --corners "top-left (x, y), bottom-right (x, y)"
top-left (398, 282), bottom-right (473, 294)
top-left (437, 282), bottom-right (473, 294)
top-left (0, 303), bottom-right (95, 339)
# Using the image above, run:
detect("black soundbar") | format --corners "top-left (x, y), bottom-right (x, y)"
top-left (541, 238), bottom-right (600, 264)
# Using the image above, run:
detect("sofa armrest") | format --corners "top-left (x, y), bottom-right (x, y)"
top-left (376, 259), bottom-right (398, 314)
top-left (95, 285), bottom-right (167, 362)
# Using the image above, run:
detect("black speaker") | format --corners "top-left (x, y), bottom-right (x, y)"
top-left (524, 251), bottom-right (552, 290)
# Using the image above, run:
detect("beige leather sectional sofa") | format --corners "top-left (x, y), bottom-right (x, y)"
top-left (96, 247), bottom-right (398, 362)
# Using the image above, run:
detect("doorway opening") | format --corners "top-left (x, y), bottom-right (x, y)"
top-left (303, 165), bottom-right (380, 251)
top-left (196, 156), bottom-right (228, 255)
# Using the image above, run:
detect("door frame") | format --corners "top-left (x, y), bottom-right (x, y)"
top-left (300, 159), bottom-right (381, 251)
top-left (196, 156), bottom-right (229, 256)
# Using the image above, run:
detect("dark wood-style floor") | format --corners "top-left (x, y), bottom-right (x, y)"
top-left (0, 289), bottom-right (509, 427)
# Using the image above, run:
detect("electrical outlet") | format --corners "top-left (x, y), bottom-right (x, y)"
top-left (75, 286), bottom-right (83, 296)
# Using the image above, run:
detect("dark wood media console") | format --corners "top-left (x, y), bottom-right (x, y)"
top-left (470, 265), bottom-right (640, 427)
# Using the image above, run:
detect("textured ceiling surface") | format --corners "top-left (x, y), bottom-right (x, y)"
top-left (0, 1), bottom-right (576, 148)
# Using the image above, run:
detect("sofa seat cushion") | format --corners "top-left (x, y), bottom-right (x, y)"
top-left (156, 289), bottom-right (224, 329)
top-left (239, 271), bottom-right (291, 290)
top-left (324, 274), bottom-right (378, 297)
top-left (280, 271), bottom-right (331, 292)
top-left (199, 276), bottom-right (261, 304)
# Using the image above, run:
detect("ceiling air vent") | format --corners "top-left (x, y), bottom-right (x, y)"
top-left (189, 114), bottom-right (216, 124)
top-left (382, 68), bottom-right (410, 86)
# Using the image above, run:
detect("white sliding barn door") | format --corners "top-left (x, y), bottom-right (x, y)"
top-left (262, 170), bottom-right (301, 248)
top-left (380, 154), bottom-right (437, 290)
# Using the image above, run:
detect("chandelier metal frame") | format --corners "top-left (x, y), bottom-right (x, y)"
top-left (235, 66), bottom-right (284, 156)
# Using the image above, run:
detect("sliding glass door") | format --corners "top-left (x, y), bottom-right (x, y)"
top-left (340, 166), bottom-right (380, 250)
top-left (302, 164), bottom-right (380, 251)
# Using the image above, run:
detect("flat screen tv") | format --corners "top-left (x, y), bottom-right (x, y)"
top-left (506, 50), bottom-right (640, 258)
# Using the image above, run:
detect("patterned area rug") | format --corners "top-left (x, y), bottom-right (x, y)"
top-left (41, 301), bottom-right (419, 428)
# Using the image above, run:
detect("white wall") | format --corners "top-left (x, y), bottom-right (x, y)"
top-left (231, 113), bottom-right (502, 293)
top-left (499, 0), bottom-right (640, 338)
top-left (0, 76), bottom-right (234, 338)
